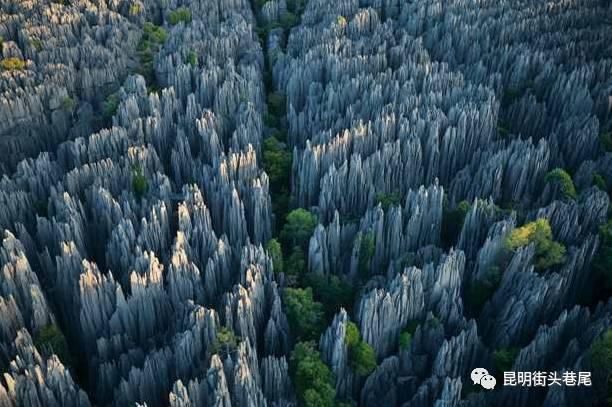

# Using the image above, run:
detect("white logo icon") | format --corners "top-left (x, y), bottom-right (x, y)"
top-left (471, 368), bottom-right (496, 389)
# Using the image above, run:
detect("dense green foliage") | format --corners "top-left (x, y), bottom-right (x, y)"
top-left (281, 209), bottom-right (318, 250)
top-left (168, 7), bottom-right (192, 25)
top-left (34, 324), bottom-right (72, 365)
top-left (600, 132), bottom-right (612, 152)
top-left (545, 168), bottom-right (577, 200)
top-left (61, 97), bottom-right (75, 111)
top-left (593, 220), bottom-right (612, 292)
top-left (304, 273), bottom-right (354, 318)
top-left (266, 239), bottom-right (284, 274)
top-left (211, 327), bottom-right (237, 355)
top-left (399, 331), bottom-right (412, 350)
top-left (286, 246), bottom-right (307, 276)
top-left (131, 164), bottom-right (148, 198)
top-left (344, 322), bottom-right (376, 376)
top-left (593, 172), bottom-right (607, 191)
top-left (129, 3), bottom-right (143, 15)
top-left (505, 218), bottom-right (566, 271)
top-left (590, 329), bottom-right (612, 404)
top-left (466, 266), bottom-right (502, 311)
top-left (441, 200), bottom-right (470, 248)
top-left (284, 288), bottom-right (324, 341)
top-left (0, 57), bottom-right (27, 71)
top-left (187, 50), bottom-right (197, 66)
top-left (137, 23), bottom-right (167, 85)
top-left (358, 232), bottom-right (375, 279)
top-left (263, 136), bottom-right (292, 192)
top-left (102, 93), bottom-right (120, 121)
top-left (291, 342), bottom-right (337, 407)
top-left (493, 347), bottom-right (519, 373)
top-left (375, 191), bottom-right (401, 210)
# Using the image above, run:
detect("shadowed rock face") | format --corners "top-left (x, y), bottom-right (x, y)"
top-left (0, 0), bottom-right (610, 406)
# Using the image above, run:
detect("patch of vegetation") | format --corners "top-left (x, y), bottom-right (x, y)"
top-left (357, 231), bottom-right (375, 280)
top-left (593, 172), bottom-right (607, 191)
top-left (345, 322), bottom-right (376, 376)
top-left (280, 209), bottom-right (318, 250)
top-left (129, 3), bottom-right (143, 16)
top-left (398, 321), bottom-right (419, 350)
top-left (187, 50), bottom-right (197, 66)
top-left (545, 168), bottom-right (577, 200)
top-left (263, 136), bottom-right (292, 192)
top-left (285, 246), bottom-right (307, 276)
top-left (375, 191), bottom-right (401, 210)
top-left (0, 57), bottom-right (27, 71)
top-left (441, 200), bottom-right (470, 248)
top-left (268, 92), bottom-right (286, 118)
top-left (61, 96), bottom-right (75, 111)
top-left (593, 220), bottom-right (612, 294)
top-left (102, 92), bottom-right (120, 121)
top-left (337, 15), bottom-right (347, 26)
top-left (168, 7), bottom-right (192, 25)
top-left (590, 329), bottom-right (612, 404)
top-left (30, 38), bottom-right (43, 51)
top-left (600, 132), bottom-right (612, 153)
top-left (290, 341), bottom-right (338, 407)
top-left (34, 324), bottom-right (72, 366)
top-left (131, 164), bottom-right (148, 198)
top-left (266, 238), bottom-right (284, 274)
top-left (280, 12), bottom-right (298, 29)
top-left (505, 218), bottom-right (566, 272)
top-left (211, 326), bottom-right (238, 356)
top-left (284, 287), bottom-right (325, 341)
top-left (493, 347), bottom-right (519, 373)
top-left (136, 22), bottom-right (167, 85)
top-left (466, 266), bottom-right (502, 312)
top-left (304, 273), bottom-right (355, 319)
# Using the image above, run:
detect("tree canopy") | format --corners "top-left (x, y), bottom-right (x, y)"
top-left (281, 209), bottom-right (318, 250)
top-left (505, 218), bottom-right (566, 271)
top-left (545, 168), bottom-right (577, 200)
top-left (345, 321), bottom-right (376, 376)
top-left (291, 341), bottom-right (337, 407)
top-left (265, 239), bottom-right (284, 274)
top-left (284, 287), bottom-right (324, 341)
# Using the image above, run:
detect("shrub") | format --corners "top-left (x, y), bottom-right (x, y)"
top-left (284, 287), bottom-right (324, 341)
top-left (267, 92), bottom-right (286, 118)
top-left (102, 93), bottom-right (120, 120)
top-left (0, 57), bottom-right (27, 71)
top-left (590, 329), bottom-right (612, 404)
top-left (505, 218), bottom-right (566, 271)
top-left (280, 209), bottom-right (317, 250)
top-left (34, 324), bottom-right (72, 365)
top-left (61, 96), bottom-right (76, 111)
top-left (263, 136), bottom-right (292, 192)
top-left (344, 321), bottom-right (376, 376)
top-left (493, 347), bottom-right (519, 373)
top-left (441, 200), bottom-right (470, 248)
top-left (466, 266), bottom-right (502, 311)
top-left (142, 22), bottom-right (167, 44)
top-left (600, 132), bottom-right (612, 152)
top-left (280, 12), bottom-right (298, 29)
top-left (593, 173), bottom-right (607, 191)
top-left (131, 164), bottom-right (148, 198)
top-left (211, 327), bottom-right (237, 355)
top-left (358, 232), bottom-right (375, 279)
top-left (545, 168), bottom-right (577, 200)
top-left (168, 7), bottom-right (192, 25)
top-left (290, 342), bottom-right (337, 407)
top-left (303, 273), bottom-right (355, 318)
top-left (187, 50), bottom-right (197, 66)
top-left (265, 239), bottom-right (284, 274)
top-left (375, 191), bottom-right (401, 210)
top-left (129, 3), bottom-right (143, 15)
top-left (593, 220), bottom-right (612, 292)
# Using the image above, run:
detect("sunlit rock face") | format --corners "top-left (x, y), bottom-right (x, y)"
top-left (0, 0), bottom-right (610, 406)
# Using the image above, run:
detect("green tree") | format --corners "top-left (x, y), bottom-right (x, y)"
top-left (593, 220), bottom-right (612, 292)
top-left (375, 191), bottom-right (401, 210)
top-left (505, 218), bottom-right (566, 271)
top-left (281, 209), bottom-right (318, 250)
top-left (441, 200), bottom-right (470, 248)
top-left (286, 246), bottom-right (307, 276)
top-left (398, 321), bottom-right (419, 350)
top-left (590, 329), bottom-right (612, 404)
top-left (344, 321), bottom-right (376, 376)
top-left (493, 347), bottom-right (519, 373)
top-left (0, 57), bottom-right (27, 71)
top-left (263, 136), bottom-right (292, 191)
top-left (358, 232), bottom-right (375, 279)
top-left (466, 266), bottom-right (502, 312)
top-left (291, 342), bottom-right (337, 407)
top-left (102, 92), bottom-right (120, 120)
top-left (187, 50), bottom-right (197, 66)
top-left (34, 324), bottom-right (72, 366)
top-left (129, 3), bottom-right (143, 15)
top-left (266, 239), bottom-right (284, 274)
top-left (303, 273), bottom-right (354, 318)
top-left (131, 164), bottom-right (148, 198)
top-left (211, 327), bottom-right (237, 356)
top-left (600, 132), bottom-right (612, 153)
top-left (284, 288), bottom-right (324, 341)
top-left (545, 168), bottom-right (577, 200)
top-left (168, 7), bottom-right (192, 25)
top-left (593, 173), bottom-right (607, 191)
top-left (61, 97), bottom-right (75, 111)
top-left (267, 92), bottom-right (286, 118)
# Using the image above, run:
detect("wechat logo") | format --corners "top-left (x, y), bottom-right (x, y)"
top-left (471, 368), bottom-right (496, 390)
